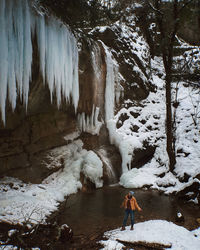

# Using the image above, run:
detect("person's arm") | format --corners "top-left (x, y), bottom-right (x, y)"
top-left (134, 198), bottom-right (142, 212)
top-left (120, 199), bottom-right (125, 208)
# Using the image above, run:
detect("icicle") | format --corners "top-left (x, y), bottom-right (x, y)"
top-left (14, 0), bottom-right (24, 100)
top-left (36, 15), bottom-right (45, 82)
top-left (0, 0), bottom-right (79, 124)
top-left (7, 0), bottom-right (17, 112)
top-left (35, 14), bottom-right (79, 110)
top-left (77, 105), bottom-right (102, 135)
top-left (71, 38), bottom-right (79, 112)
top-left (23, 0), bottom-right (32, 110)
top-left (0, 0), bottom-right (8, 124)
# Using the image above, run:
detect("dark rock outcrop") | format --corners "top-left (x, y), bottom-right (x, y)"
top-left (131, 142), bottom-right (156, 169)
top-left (92, 26), bottom-right (154, 101)
top-left (177, 181), bottom-right (200, 202)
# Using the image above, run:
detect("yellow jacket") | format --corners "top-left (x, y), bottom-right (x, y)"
top-left (122, 195), bottom-right (141, 211)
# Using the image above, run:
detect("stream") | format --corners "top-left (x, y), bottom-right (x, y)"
top-left (55, 185), bottom-right (200, 240)
top-left (1, 185), bottom-right (200, 249)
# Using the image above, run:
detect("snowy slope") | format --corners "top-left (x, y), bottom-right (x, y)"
top-left (94, 15), bottom-right (200, 199)
top-left (118, 54), bottom-right (200, 198)
top-left (100, 220), bottom-right (200, 250)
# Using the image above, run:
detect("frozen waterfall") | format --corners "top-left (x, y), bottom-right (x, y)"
top-left (0, 0), bottom-right (79, 124)
top-left (103, 43), bottom-right (130, 173)
top-left (103, 45), bottom-right (118, 123)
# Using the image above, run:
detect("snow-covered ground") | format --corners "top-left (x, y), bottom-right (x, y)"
top-left (100, 220), bottom-right (200, 250)
top-left (116, 54), bottom-right (200, 199)
top-left (0, 243), bottom-right (39, 250)
top-left (0, 139), bottom-right (103, 224)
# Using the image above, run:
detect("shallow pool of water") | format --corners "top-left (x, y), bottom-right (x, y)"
top-left (56, 186), bottom-right (200, 236)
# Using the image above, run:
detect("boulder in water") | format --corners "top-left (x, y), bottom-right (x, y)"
top-left (59, 224), bottom-right (73, 243)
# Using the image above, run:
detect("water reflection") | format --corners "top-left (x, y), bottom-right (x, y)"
top-left (57, 186), bottom-right (200, 236)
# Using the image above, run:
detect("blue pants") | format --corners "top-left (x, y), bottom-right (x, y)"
top-left (123, 209), bottom-right (135, 226)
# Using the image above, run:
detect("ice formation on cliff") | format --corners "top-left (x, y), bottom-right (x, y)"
top-left (103, 44), bottom-right (118, 123)
top-left (0, 0), bottom-right (79, 124)
top-left (102, 42), bottom-right (131, 173)
top-left (77, 106), bottom-right (102, 135)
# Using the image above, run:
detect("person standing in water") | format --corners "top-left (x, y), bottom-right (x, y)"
top-left (121, 191), bottom-right (142, 230)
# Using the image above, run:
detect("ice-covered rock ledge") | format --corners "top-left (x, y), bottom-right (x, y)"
top-left (0, 140), bottom-right (103, 225)
top-left (100, 220), bottom-right (200, 250)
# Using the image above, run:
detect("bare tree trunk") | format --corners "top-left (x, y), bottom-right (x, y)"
top-left (166, 74), bottom-right (176, 172)
top-left (154, 0), bottom-right (179, 172)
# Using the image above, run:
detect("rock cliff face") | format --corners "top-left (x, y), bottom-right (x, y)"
top-left (0, 2), bottom-right (200, 222)
top-left (0, 0), bottom-right (153, 185)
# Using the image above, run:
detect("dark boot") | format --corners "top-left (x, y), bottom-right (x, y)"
top-left (121, 226), bottom-right (125, 231)
top-left (130, 225), bottom-right (134, 230)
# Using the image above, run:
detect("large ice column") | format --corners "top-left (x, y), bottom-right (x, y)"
top-left (102, 42), bottom-right (123, 122)
top-left (102, 42), bottom-right (130, 173)
top-left (0, 0), bottom-right (79, 124)
top-left (103, 45), bottom-right (117, 122)
top-left (101, 42), bottom-right (118, 141)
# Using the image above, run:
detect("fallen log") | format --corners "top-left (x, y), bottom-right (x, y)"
top-left (117, 239), bottom-right (172, 250)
